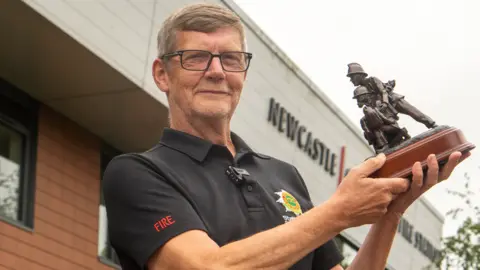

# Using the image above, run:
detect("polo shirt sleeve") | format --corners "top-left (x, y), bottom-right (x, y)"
top-left (292, 166), bottom-right (344, 269)
top-left (312, 239), bottom-right (344, 270)
top-left (101, 154), bottom-right (207, 268)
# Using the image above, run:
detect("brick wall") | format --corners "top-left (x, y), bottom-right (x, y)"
top-left (0, 105), bottom-right (114, 270)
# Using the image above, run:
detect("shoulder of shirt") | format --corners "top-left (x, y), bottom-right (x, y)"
top-left (369, 76), bottom-right (383, 82)
top-left (114, 143), bottom-right (166, 160)
top-left (104, 144), bottom-right (166, 172)
top-left (101, 145), bottom-right (172, 195)
top-left (251, 151), bottom-right (299, 172)
top-left (106, 144), bottom-right (298, 176)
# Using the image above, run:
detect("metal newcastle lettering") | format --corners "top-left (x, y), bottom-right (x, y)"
top-left (267, 97), bottom-right (338, 177)
top-left (397, 217), bottom-right (441, 262)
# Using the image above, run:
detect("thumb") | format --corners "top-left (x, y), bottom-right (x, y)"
top-left (379, 177), bottom-right (410, 194)
top-left (353, 153), bottom-right (386, 177)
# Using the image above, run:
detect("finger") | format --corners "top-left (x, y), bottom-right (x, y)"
top-left (352, 153), bottom-right (386, 177)
top-left (410, 161), bottom-right (423, 196)
top-left (439, 151), bottom-right (462, 180)
top-left (378, 177), bottom-right (410, 194)
top-left (424, 154), bottom-right (439, 189)
top-left (457, 151), bottom-right (471, 164)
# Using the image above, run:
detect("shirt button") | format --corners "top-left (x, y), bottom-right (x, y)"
top-left (247, 185), bottom-right (253, 192)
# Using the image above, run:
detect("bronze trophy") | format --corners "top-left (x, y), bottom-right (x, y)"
top-left (346, 63), bottom-right (475, 178)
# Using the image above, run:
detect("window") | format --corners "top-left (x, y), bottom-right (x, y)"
top-left (0, 124), bottom-right (24, 220)
top-left (0, 78), bottom-right (38, 229)
top-left (334, 235), bottom-right (393, 270)
top-left (334, 236), bottom-right (358, 268)
top-left (98, 144), bottom-right (122, 267)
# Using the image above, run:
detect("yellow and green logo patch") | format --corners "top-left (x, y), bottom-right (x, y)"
top-left (275, 189), bottom-right (303, 216)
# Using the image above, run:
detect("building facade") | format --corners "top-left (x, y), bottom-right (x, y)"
top-left (0, 0), bottom-right (443, 269)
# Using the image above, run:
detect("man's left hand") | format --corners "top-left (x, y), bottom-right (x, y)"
top-left (386, 151), bottom-right (470, 219)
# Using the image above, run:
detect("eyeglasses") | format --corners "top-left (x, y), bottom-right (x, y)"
top-left (160, 50), bottom-right (253, 72)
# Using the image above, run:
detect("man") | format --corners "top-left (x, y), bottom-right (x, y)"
top-left (346, 62), bottom-right (437, 129)
top-left (102, 3), bottom-right (466, 270)
top-left (354, 86), bottom-right (410, 153)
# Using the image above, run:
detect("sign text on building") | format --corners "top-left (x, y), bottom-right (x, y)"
top-left (398, 217), bottom-right (441, 262)
top-left (267, 97), bottom-right (339, 177)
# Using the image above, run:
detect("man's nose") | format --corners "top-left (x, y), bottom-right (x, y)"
top-left (205, 57), bottom-right (226, 80)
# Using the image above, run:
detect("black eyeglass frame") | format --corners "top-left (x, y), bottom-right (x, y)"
top-left (160, 50), bottom-right (253, 72)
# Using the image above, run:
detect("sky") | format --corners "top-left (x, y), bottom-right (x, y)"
top-left (232, 0), bottom-right (480, 237)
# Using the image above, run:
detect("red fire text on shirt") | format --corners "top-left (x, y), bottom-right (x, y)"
top-left (154, 215), bottom-right (176, 232)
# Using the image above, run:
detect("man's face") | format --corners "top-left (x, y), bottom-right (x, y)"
top-left (356, 94), bottom-right (370, 108)
top-left (153, 27), bottom-right (247, 121)
top-left (349, 74), bottom-right (363, 86)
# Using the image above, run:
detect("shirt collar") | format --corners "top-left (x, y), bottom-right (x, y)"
top-left (159, 128), bottom-right (270, 162)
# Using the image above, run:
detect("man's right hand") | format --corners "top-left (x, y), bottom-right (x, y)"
top-left (330, 153), bottom-right (409, 228)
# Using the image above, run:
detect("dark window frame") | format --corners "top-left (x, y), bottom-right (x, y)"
top-left (335, 234), bottom-right (394, 270)
top-left (334, 235), bottom-right (359, 268)
top-left (0, 77), bottom-right (38, 231)
top-left (98, 143), bottom-right (122, 268)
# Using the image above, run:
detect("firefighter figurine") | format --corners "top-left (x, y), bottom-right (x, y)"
top-left (353, 86), bottom-right (411, 154)
top-left (347, 62), bottom-right (437, 129)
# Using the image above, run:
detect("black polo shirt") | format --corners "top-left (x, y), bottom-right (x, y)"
top-left (102, 128), bottom-right (343, 270)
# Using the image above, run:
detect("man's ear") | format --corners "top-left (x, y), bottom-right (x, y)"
top-left (152, 58), bottom-right (170, 94)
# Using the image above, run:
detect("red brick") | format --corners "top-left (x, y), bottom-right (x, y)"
top-left (37, 177), bottom-right (98, 217)
top-left (36, 190), bottom-right (75, 220)
top-left (63, 141), bottom-right (99, 168)
top-left (38, 134), bottom-right (65, 160)
top-left (0, 264), bottom-right (11, 270)
top-left (14, 259), bottom-right (52, 270)
top-left (39, 126), bottom-right (64, 145)
top-left (0, 222), bottom-right (96, 268)
top-left (36, 175), bottom-right (63, 199)
top-left (74, 180), bottom-right (99, 204)
top-left (35, 219), bottom-right (74, 245)
top-left (62, 119), bottom-right (99, 150)
top-left (61, 161), bottom-right (97, 186)
top-left (68, 173), bottom-right (99, 203)
top-left (68, 157), bottom-right (99, 183)
top-left (34, 219), bottom-right (98, 255)
top-left (35, 206), bottom-right (98, 244)
top-left (37, 145), bottom-right (64, 169)
top-left (0, 249), bottom-right (18, 268)
top-left (36, 162), bottom-right (65, 188)
top-left (35, 235), bottom-right (97, 268)
top-left (38, 121), bottom-right (66, 147)
top-left (38, 125), bottom-right (65, 145)
top-left (35, 205), bottom-right (62, 227)
top-left (73, 235), bottom-right (98, 257)
top-left (40, 125), bottom-right (100, 172)
top-left (35, 190), bottom-right (97, 228)
top-left (36, 168), bottom-right (97, 203)
top-left (0, 222), bottom-right (31, 241)
top-left (2, 104), bottom-right (106, 270)
top-left (73, 208), bottom-right (98, 231)
top-left (61, 188), bottom-right (98, 217)
top-left (0, 233), bottom-right (88, 270)
top-left (36, 204), bottom-right (98, 236)
top-left (96, 261), bottom-right (119, 270)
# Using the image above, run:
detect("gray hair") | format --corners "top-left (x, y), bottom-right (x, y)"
top-left (156, 3), bottom-right (247, 57)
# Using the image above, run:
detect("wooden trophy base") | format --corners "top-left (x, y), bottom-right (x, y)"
top-left (370, 125), bottom-right (475, 178)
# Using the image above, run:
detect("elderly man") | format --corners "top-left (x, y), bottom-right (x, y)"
top-left (102, 3), bottom-right (466, 270)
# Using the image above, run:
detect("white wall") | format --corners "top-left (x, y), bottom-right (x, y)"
top-left (22, 0), bottom-right (443, 269)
